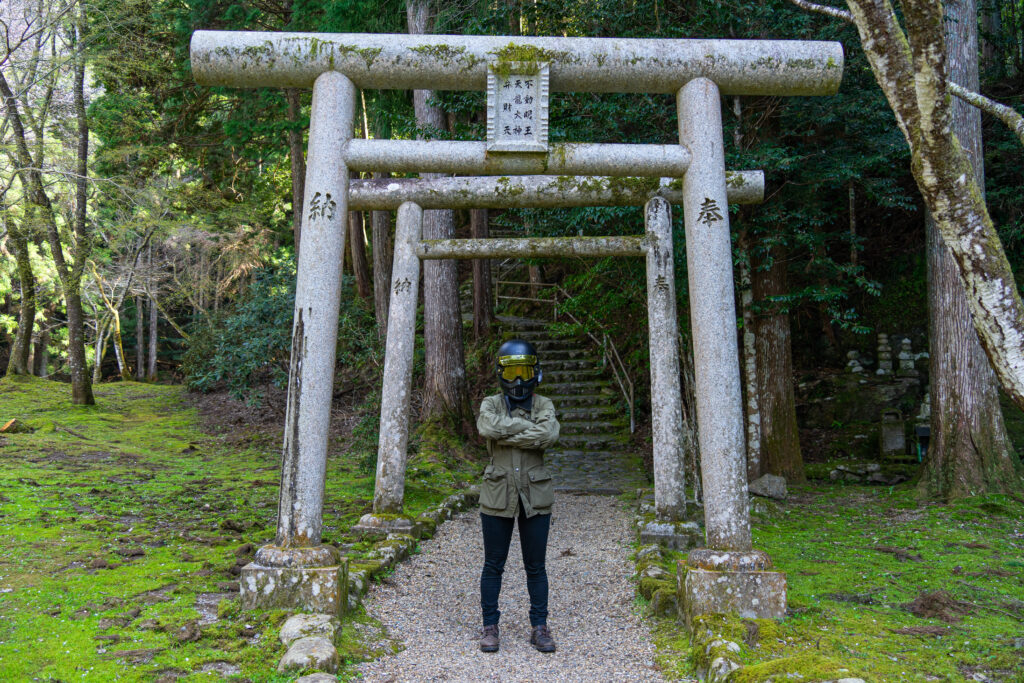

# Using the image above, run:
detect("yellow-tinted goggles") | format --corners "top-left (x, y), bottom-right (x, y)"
top-left (500, 364), bottom-right (536, 381)
top-left (498, 354), bottom-right (537, 381)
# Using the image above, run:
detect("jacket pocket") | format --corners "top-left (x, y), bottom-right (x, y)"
top-left (480, 465), bottom-right (508, 511)
top-left (527, 466), bottom-right (554, 509)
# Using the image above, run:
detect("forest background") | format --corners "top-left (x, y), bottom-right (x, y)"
top-left (2, 0), bottom-right (1024, 499)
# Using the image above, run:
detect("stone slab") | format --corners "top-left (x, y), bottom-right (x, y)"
top-left (351, 513), bottom-right (421, 540)
top-left (278, 635), bottom-right (339, 674)
top-left (679, 562), bottom-right (787, 629)
top-left (639, 520), bottom-right (702, 551)
top-left (240, 562), bottom-right (348, 616)
top-left (280, 613), bottom-right (340, 645)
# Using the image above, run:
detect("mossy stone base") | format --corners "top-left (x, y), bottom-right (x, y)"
top-left (679, 561), bottom-right (786, 630)
top-left (240, 561), bottom-right (349, 616)
top-left (639, 519), bottom-right (702, 550)
top-left (352, 513), bottom-right (421, 539)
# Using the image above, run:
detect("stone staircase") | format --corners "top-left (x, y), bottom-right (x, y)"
top-left (499, 316), bottom-right (648, 495)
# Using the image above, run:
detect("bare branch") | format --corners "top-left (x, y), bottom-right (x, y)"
top-left (948, 82), bottom-right (1024, 146)
top-left (787, 0), bottom-right (853, 22)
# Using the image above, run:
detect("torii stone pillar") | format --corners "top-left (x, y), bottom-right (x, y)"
top-left (677, 77), bottom-right (786, 626)
top-left (239, 71), bottom-right (355, 616)
top-left (353, 202), bottom-right (423, 537)
top-left (644, 197), bottom-right (685, 522)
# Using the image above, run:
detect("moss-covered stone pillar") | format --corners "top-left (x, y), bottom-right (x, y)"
top-left (353, 202), bottom-right (424, 539)
top-left (644, 197), bottom-right (686, 521)
top-left (677, 77), bottom-right (786, 625)
top-left (241, 71), bottom-right (355, 616)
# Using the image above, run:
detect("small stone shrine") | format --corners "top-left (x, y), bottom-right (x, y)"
top-left (897, 337), bottom-right (918, 377)
top-left (876, 333), bottom-right (894, 376)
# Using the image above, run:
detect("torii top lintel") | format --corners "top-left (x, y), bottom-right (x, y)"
top-left (190, 31), bottom-right (843, 97)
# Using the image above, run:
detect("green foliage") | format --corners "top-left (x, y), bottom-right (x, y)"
top-left (183, 257), bottom-right (381, 403)
top-left (182, 259), bottom-right (296, 400)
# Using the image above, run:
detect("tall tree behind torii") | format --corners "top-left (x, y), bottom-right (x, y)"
top-left (406, 0), bottom-right (470, 422)
top-left (920, 0), bottom-right (1019, 499)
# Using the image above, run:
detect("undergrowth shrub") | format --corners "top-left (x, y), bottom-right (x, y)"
top-left (184, 259), bottom-right (380, 403)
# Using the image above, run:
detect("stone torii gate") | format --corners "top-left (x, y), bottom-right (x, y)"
top-left (190, 31), bottom-right (842, 622)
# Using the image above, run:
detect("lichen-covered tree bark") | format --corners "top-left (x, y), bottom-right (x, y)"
top-left (752, 245), bottom-right (804, 483)
top-left (371, 178), bottom-right (394, 339)
top-left (471, 208), bottom-right (494, 339)
top-left (0, 13), bottom-right (94, 404)
top-left (920, 0), bottom-right (1020, 499)
top-left (349, 208), bottom-right (372, 299)
top-left (407, 0), bottom-right (469, 421)
top-left (285, 88), bottom-right (306, 257)
top-left (5, 221), bottom-right (35, 377)
top-left (844, 0), bottom-right (1024, 414)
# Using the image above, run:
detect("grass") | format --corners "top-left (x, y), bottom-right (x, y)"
top-left (0, 375), bottom-right (478, 681)
top-left (650, 484), bottom-right (1024, 682)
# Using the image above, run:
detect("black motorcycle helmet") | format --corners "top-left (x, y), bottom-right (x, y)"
top-left (496, 339), bottom-right (542, 401)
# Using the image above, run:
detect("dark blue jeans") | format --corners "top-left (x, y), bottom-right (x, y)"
top-left (480, 507), bottom-right (550, 627)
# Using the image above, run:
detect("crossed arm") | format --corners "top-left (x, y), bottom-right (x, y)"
top-left (476, 397), bottom-right (560, 450)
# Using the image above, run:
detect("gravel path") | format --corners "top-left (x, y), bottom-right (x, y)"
top-left (354, 494), bottom-right (666, 682)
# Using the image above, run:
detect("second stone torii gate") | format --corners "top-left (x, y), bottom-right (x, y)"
top-left (349, 170), bottom-right (766, 537)
top-left (190, 30), bottom-right (843, 622)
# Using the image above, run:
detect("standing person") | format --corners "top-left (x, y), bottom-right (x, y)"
top-left (476, 339), bottom-right (560, 653)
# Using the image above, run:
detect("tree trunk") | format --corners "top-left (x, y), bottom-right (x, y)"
top-left (67, 13), bottom-right (94, 404)
top-left (920, 0), bottom-right (1020, 500)
top-left (349, 206), bottom-right (372, 299)
top-left (285, 88), bottom-right (306, 258)
top-left (846, 0), bottom-right (1024, 414)
top-left (738, 232), bottom-right (762, 480)
top-left (93, 318), bottom-right (108, 384)
top-left (6, 226), bottom-right (35, 376)
top-left (148, 291), bottom-right (158, 382)
top-left (408, 0), bottom-right (469, 421)
top-left (980, 0), bottom-right (1004, 75)
top-left (0, 32), bottom-right (94, 401)
top-left (528, 264), bottom-right (543, 302)
top-left (110, 308), bottom-right (132, 381)
top-left (752, 245), bottom-right (804, 483)
top-left (32, 309), bottom-right (50, 377)
top-left (372, 174), bottom-right (394, 338)
top-left (135, 296), bottom-right (145, 380)
top-left (471, 208), bottom-right (494, 339)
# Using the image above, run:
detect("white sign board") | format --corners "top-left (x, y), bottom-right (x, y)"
top-left (486, 61), bottom-right (549, 153)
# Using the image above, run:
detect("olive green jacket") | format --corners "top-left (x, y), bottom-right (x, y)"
top-left (476, 393), bottom-right (560, 518)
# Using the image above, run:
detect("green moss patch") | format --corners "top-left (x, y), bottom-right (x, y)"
top-left (648, 484), bottom-right (1024, 681)
top-left (0, 377), bottom-right (477, 680)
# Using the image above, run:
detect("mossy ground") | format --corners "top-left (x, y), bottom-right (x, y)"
top-left (0, 376), bottom-right (478, 681)
top-left (649, 485), bottom-right (1024, 682)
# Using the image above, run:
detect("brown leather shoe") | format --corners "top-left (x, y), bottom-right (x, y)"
top-left (479, 624), bottom-right (499, 652)
top-left (530, 624), bottom-right (556, 653)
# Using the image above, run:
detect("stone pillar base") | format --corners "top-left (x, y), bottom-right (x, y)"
top-left (639, 519), bottom-right (702, 550)
top-left (678, 549), bottom-right (786, 629)
top-left (352, 513), bottom-right (420, 539)
top-left (240, 544), bottom-right (348, 616)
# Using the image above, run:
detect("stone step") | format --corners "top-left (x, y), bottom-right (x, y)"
top-left (542, 359), bottom-right (600, 371)
top-left (538, 349), bottom-right (591, 360)
top-left (557, 406), bottom-right (620, 420)
top-left (548, 393), bottom-right (613, 407)
top-left (529, 339), bottom-right (580, 351)
top-left (546, 449), bottom-right (635, 460)
top-left (557, 420), bottom-right (627, 434)
top-left (543, 380), bottom-right (611, 394)
top-left (497, 317), bottom-right (548, 330)
top-left (557, 434), bottom-right (626, 449)
top-left (543, 369), bottom-right (604, 382)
